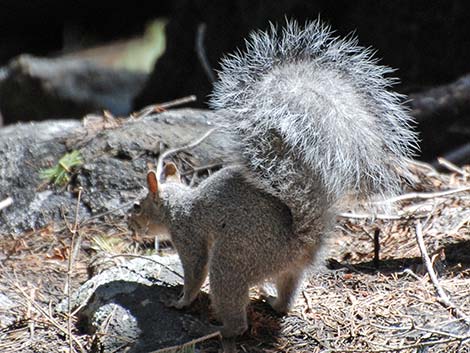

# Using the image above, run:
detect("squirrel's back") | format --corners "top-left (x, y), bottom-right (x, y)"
top-left (193, 166), bottom-right (294, 236)
top-left (210, 20), bottom-right (418, 232)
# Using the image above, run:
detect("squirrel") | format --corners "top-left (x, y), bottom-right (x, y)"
top-left (129, 20), bottom-right (418, 352)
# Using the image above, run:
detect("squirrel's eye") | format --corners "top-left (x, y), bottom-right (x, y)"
top-left (133, 203), bottom-right (141, 212)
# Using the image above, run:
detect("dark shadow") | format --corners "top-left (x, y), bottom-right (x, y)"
top-left (327, 240), bottom-right (470, 275)
top-left (75, 240), bottom-right (470, 352)
top-left (76, 280), bottom-right (282, 353)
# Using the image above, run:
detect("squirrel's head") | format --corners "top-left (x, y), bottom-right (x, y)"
top-left (128, 162), bottom-right (181, 239)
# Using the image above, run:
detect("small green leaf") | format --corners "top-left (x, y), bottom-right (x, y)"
top-left (40, 150), bottom-right (83, 186)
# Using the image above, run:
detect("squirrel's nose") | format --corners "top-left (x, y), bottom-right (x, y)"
top-left (132, 202), bottom-right (141, 212)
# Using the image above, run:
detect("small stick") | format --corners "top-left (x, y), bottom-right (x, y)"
top-left (377, 186), bottom-right (470, 204)
top-left (156, 128), bottom-right (217, 182)
top-left (79, 200), bottom-right (135, 226)
top-left (373, 229), bottom-right (380, 269)
top-left (401, 268), bottom-right (423, 281)
top-left (415, 222), bottom-right (470, 325)
top-left (148, 331), bottom-right (221, 353)
top-left (189, 171), bottom-right (198, 187)
top-left (302, 290), bottom-right (313, 313)
top-left (0, 196), bottom-right (13, 211)
top-left (66, 187), bottom-right (83, 353)
top-left (414, 325), bottom-right (469, 340)
top-left (410, 158), bottom-right (438, 169)
top-left (337, 212), bottom-right (402, 220)
top-left (27, 287), bottom-right (36, 339)
top-left (70, 188), bottom-right (84, 267)
top-left (11, 281), bottom-right (86, 353)
top-left (181, 162), bottom-right (223, 176)
top-left (437, 156), bottom-right (470, 176)
top-left (196, 23), bottom-right (216, 83)
top-left (135, 95), bottom-right (197, 118)
top-left (110, 254), bottom-right (184, 280)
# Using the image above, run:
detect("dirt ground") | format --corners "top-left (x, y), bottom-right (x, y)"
top-left (1, 160), bottom-right (469, 353)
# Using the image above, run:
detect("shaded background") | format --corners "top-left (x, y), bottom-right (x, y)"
top-left (0, 0), bottom-right (469, 163)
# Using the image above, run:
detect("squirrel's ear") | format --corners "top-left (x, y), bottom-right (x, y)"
top-left (147, 170), bottom-right (159, 195)
top-left (163, 162), bottom-right (181, 183)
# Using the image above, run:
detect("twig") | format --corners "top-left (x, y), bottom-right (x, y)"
top-left (337, 212), bottom-right (402, 220)
top-left (66, 187), bottom-right (83, 353)
top-left (147, 330), bottom-right (221, 353)
top-left (415, 325), bottom-right (468, 340)
top-left (373, 229), bottom-right (380, 269)
top-left (27, 287), bottom-right (36, 340)
top-left (70, 188), bottom-right (84, 267)
top-left (437, 157), bottom-right (469, 176)
top-left (366, 338), bottom-right (459, 352)
top-left (10, 280), bottom-right (85, 353)
top-left (409, 158), bottom-right (440, 174)
top-left (134, 95), bottom-right (197, 119)
top-left (326, 337), bottom-right (467, 352)
top-left (196, 23), bottom-right (216, 83)
top-left (189, 171), bottom-right (198, 187)
top-left (79, 200), bottom-right (135, 226)
top-left (180, 162), bottom-right (223, 176)
top-left (0, 196), bottom-right (13, 211)
top-left (95, 304), bottom-right (123, 350)
top-left (301, 290), bottom-right (312, 313)
top-left (401, 268), bottom-right (423, 281)
top-left (378, 186), bottom-right (470, 204)
top-left (415, 222), bottom-right (470, 325)
top-left (109, 254), bottom-right (184, 280)
top-left (156, 128), bottom-right (217, 182)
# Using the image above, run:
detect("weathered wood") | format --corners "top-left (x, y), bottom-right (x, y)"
top-left (0, 54), bottom-right (148, 125)
top-left (408, 74), bottom-right (470, 163)
top-left (409, 73), bottom-right (470, 123)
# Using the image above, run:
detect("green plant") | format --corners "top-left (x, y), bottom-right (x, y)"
top-left (39, 150), bottom-right (83, 186)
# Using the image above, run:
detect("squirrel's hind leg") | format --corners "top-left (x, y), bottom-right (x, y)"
top-left (210, 280), bottom-right (249, 338)
top-left (210, 258), bottom-right (250, 351)
top-left (212, 292), bottom-right (248, 353)
top-left (268, 268), bottom-right (304, 314)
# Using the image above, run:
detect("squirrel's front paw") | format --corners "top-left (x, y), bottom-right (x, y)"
top-left (171, 298), bottom-right (189, 309)
top-left (162, 295), bottom-right (190, 309)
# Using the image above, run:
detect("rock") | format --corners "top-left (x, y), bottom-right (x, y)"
top-left (91, 303), bottom-right (141, 352)
top-left (0, 108), bottom-right (230, 235)
top-left (0, 119), bottom-right (85, 233)
top-left (57, 254), bottom-right (214, 352)
top-left (0, 55), bottom-right (148, 125)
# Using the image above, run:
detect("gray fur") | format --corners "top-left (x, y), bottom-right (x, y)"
top-left (129, 20), bottom-right (418, 352)
top-left (129, 166), bottom-right (326, 351)
top-left (210, 19), bottom-right (418, 230)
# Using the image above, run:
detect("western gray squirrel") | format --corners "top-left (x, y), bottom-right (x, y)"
top-left (129, 19), bottom-right (418, 352)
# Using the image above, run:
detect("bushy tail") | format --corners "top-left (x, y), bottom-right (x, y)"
top-left (210, 20), bottom-right (418, 228)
